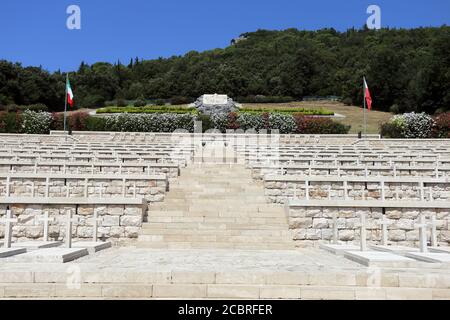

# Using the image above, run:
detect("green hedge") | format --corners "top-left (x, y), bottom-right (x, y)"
top-left (96, 106), bottom-right (196, 114)
top-left (241, 107), bottom-right (334, 116)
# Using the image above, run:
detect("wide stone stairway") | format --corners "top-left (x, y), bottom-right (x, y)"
top-left (137, 163), bottom-right (295, 249)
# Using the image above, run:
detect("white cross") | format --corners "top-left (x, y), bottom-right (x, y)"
top-left (0, 210), bottom-right (17, 248)
top-left (359, 212), bottom-right (367, 251)
top-left (427, 215), bottom-right (438, 248)
top-left (378, 215), bottom-right (392, 246)
top-left (63, 210), bottom-right (79, 248)
top-left (91, 209), bottom-right (103, 242)
top-left (129, 182), bottom-right (138, 198)
top-left (415, 215), bottom-right (428, 253)
top-left (304, 180), bottom-right (310, 200)
top-left (37, 211), bottom-right (55, 242)
top-left (332, 213), bottom-right (339, 245)
top-left (97, 183), bottom-right (107, 198)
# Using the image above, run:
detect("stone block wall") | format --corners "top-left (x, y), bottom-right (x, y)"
top-left (0, 164), bottom-right (180, 179)
top-left (0, 178), bottom-right (167, 203)
top-left (0, 203), bottom-right (145, 242)
top-left (288, 206), bottom-right (450, 247)
top-left (251, 167), bottom-right (446, 180)
top-left (264, 180), bottom-right (450, 204)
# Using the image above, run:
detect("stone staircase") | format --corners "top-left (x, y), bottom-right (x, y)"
top-left (137, 163), bottom-right (295, 249)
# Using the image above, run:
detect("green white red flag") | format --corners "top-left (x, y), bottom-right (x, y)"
top-left (67, 77), bottom-right (74, 107)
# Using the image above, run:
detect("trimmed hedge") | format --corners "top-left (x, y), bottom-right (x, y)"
top-left (96, 106), bottom-right (196, 114)
top-left (241, 107), bottom-right (334, 116)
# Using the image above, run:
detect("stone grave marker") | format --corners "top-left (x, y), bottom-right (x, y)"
top-left (0, 209), bottom-right (26, 257)
top-left (12, 211), bottom-right (62, 251)
top-left (72, 208), bottom-right (112, 254)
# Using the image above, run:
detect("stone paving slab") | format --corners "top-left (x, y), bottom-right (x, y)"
top-left (9, 248), bottom-right (88, 263)
top-left (319, 244), bottom-right (360, 255)
top-left (11, 241), bottom-right (62, 251)
top-left (72, 242), bottom-right (112, 255)
top-left (343, 251), bottom-right (419, 268)
top-left (406, 252), bottom-right (450, 263)
top-left (0, 248), bottom-right (26, 258)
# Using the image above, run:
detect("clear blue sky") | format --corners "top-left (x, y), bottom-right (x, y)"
top-left (0, 0), bottom-right (448, 72)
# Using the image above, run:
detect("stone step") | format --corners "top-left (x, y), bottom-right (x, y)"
top-left (139, 227), bottom-right (291, 236)
top-left (138, 234), bottom-right (293, 243)
top-left (146, 211), bottom-right (288, 223)
top-left (144, 217), bottom-right (289, 227)
top-left (1, 282), bottom-right (447, 299)
top-left (135, 241), bottom-right (295, 250)
top-left (162, 197), bottom-right (269, 203)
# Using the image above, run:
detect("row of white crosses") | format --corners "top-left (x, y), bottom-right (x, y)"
top-left (0, 208), bottom-right (104, 249)
top-left (330, 212), bottom-right (439, 252)
top-left (1, 179), bottom-right (140, 199)
top-left (289, 180), bottom-right (436, 202)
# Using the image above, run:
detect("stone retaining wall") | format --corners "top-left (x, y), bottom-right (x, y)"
top-left (265, 180), bottom-right (450, 204)
top-left (288, 206), bottom-right (450, 247)
top-left (0, 203), bottom-right (145, 242)
top-left (0, 177), bottom-right (167, 203)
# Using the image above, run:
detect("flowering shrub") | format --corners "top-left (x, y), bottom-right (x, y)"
top-left (0, 110), bottom-right (351, 135)
top-left (236, 113), bottom-right (266, 131)
top-left (293, 115), bottom-right (350, 134)
top-left (381, 112), bottom-right (435, 138)
top-left (268, 113), bottom-right (297, 134)
top-left (21, 110), bottom-right (53, 134)
top-left (402, 112), bottom-right (435, 138)
top-left (433, 112), bottom-right (450, 138)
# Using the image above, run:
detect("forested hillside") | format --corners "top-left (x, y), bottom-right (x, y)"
top-left (0, 26), bottom-right (449, 113)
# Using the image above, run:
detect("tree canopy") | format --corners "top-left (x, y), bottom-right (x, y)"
top-left (0, 26), bottom-right (449, 114)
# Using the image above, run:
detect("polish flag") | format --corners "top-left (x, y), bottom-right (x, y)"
top-left (364, 77), bottom-right (372, 111)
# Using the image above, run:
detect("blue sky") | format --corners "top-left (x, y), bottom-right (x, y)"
top-left (0, 0), bottom-right (449, 72)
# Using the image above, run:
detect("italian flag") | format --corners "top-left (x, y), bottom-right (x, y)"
top-left (364, 77), bottom-right (372, 111)
top-left (67, 77), bottom-right (74, 107)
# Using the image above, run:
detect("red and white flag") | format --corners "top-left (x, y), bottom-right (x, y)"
top-left (364, 77), bottom-right (372, 111)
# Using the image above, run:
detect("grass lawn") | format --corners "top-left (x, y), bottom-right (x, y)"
top-left (243, 101), bottom-right (392, 134)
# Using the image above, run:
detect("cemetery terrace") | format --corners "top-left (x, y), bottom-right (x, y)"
top-left (0, 131), bottom-right (449, 299)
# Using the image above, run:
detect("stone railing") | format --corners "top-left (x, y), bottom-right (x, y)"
top-left (285, 199), bottom-right (450, 247)
top-left (250, 164), bottom-right (450, 180)
top-left (0, 152), bottom-right (188, 165)
top-left (0, 197), bottom-right (146, 242)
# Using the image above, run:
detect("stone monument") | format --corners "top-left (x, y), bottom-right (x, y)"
top-left (193, 94), bottom-right (240, 116)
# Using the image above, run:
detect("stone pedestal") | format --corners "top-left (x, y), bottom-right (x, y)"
top-left (13, 248), bottom-right (88, 263)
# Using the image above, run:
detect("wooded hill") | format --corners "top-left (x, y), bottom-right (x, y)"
top-left (0, 26), bottom-right (449, 114)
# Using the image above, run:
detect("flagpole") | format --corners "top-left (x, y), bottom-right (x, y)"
top-left (363, 76), bottom-right (367, 138)
top-left (64, 74), bottom-right (68, 134)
